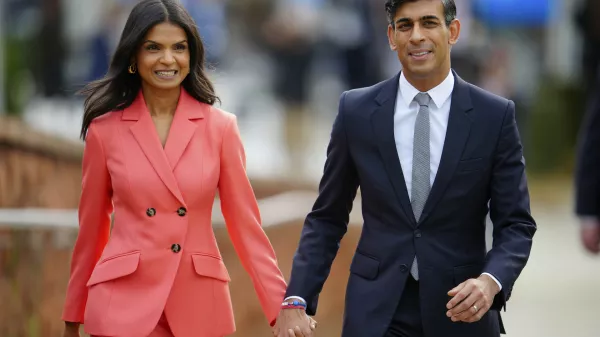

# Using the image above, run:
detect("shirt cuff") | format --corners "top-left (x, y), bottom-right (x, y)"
top-left (481, 272), bottom-right (502, 291)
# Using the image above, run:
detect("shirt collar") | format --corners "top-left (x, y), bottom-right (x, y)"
top-left (398, 70), bottom-right (455, 109)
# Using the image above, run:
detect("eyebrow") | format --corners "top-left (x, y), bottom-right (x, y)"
top-left (395, 15), bottom-right (441, 25)
top-left (143, 39), bottom-right (188, 45)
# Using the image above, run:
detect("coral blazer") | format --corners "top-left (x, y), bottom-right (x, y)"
top-left (62, 89), bottom-right (286, 337)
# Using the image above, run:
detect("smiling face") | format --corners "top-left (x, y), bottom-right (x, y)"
top-left (387, 0), bottom-right (460, 88)
top-left (134, 22), bottom-right (191, 92)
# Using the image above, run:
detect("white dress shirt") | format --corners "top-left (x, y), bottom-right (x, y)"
top-left (395, 69), bottom-right (453, 193)
top-left (396, 70), bottom-right (501, 290)
top-left (284, 70), bottom-right (501, 305)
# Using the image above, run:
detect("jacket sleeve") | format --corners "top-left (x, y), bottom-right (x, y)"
top-left (218, 114), bottom-right (287, 326)
top-left (484, 100), bottom-right (537, 311)
top-left (575, 92), bottom-right (600, 218)
top-left (62, 122), bottom-right (113, 322)
top-left (285, 91), bottom-right (360, 315)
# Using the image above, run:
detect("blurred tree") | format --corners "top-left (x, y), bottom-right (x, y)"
top-left (4, 37), bottom-right (31, 116)
top-left (526, 78), bottom-right (585, 174)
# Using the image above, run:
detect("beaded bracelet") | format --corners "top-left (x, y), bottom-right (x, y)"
top-left (281, 300), bottom-right (307, 310)
top-left (281, 304), bottom-right (306, 310)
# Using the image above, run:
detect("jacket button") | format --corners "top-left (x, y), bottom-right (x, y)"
top-left (414, 230), bottom-right (422, 238)
top-left (400, 264), bottom-right (408, 272)
top-left (177, 207), bottom-right (187, 217)
top-left (146, 208), bottom-right (156, 217)
top-left (171, 244), bottom-right (181, 253)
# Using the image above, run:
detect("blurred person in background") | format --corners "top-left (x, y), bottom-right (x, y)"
top-left (38, 0), bottom-right (67, 96)
top-left (575, 0), bottom-right (600, 99)
top-left (574, 74), bottom-right (600, 255)
top-left (323, 0), bottom-right (383, 89)
top-left (274, 0), bottom-right (536, 336)
top-left (180, 0), bottom-right (228, 66)
top-left (261, 0), bottom-right (323, 176)
top-left (60, 1), bottom-right (307, 336)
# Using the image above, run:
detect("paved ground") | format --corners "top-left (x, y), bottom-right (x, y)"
top-left (499, 180), bottom-right (600, 337)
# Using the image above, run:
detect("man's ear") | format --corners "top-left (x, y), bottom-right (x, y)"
top-left (448, 19), bottom-right (461, 46)
top-left (387, 24), bottom-right (397, 51)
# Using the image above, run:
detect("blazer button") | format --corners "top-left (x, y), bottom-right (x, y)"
top-left (177, 207), bottom-right (187, 217)
top-left (400, 264), bottom-right (408, 272)
top-left (414, 230), bottom-right (422, 238)
top-left (171, 244), bottom-right (181, 253)
top-left (146, 208), bottom-right (156, 217)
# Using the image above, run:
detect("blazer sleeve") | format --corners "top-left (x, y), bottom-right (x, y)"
top-left (62, 122), bottom-right (113, 322)
top-left (575, 93), bottom-right (600, 218)
top-left (285, 91), bottom-right (360, 315)
top-left (484, 100), bottom-right (537, 311)
top-left (218, 115), bottom-right (287, 326)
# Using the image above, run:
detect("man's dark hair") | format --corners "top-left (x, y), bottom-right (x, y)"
top-left (385, 0), bottom-right (457, 27)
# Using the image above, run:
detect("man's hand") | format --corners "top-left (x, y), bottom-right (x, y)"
top-left (580, 219), bottom-right (600, 254)
top-left (446, 274), bottom-right (500, 323)
top-left (272, 308), bottom-right (316, 337)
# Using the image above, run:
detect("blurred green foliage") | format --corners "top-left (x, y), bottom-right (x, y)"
top-left (525, 77), bottom-right (586, 175)
top-left (4, 36), bottom-right (32, 116)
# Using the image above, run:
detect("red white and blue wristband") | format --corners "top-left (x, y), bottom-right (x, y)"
top-left (281, 299), bottom-right (307, 310)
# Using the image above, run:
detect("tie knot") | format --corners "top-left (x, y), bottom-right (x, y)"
top-left (414, 92), bottom-right (431, 107)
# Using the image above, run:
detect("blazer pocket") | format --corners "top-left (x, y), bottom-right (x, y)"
top-left (452, 263), bottom-right (484, 286)
top-left (456, 158), bottom-right (485, 172)
top-left (191, 253), bottom-right (231, 282)
top-left (349, 251), bottom-right (380, 280)
top-left (86, 250), bottom-right (141, 287)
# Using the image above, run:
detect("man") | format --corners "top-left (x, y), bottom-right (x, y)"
top-left (575, 75), bottom-right (600, 255)
top-left (273, 0), bottom-right (536, 336)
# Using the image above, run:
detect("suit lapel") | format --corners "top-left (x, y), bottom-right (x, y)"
top-left (419, 71), bottom-right (473, 224)
top-left (125, 91), bottom-right (186, 206)
top-left (370, 73), bottom-right (416, 227)
top-left (164, 89), bottom-right (205, 170)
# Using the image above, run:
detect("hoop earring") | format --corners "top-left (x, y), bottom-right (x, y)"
top-left (128, 63), bottom-right (137, 74)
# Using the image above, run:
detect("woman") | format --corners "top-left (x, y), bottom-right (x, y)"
top-left (61, 1), bottom-right (311, 336)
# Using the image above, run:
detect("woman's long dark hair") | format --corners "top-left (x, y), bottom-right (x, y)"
top-left (80, 0), bottom-right (219, 139)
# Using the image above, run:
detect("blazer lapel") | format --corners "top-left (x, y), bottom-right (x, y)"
top-left (125, 91), bottom-right (186, 206)
top-left (164, 89), bottom-right (206, 170)
top-left (370, 73), bottom-right (416, 227)
top-left (419, 71), bottom-right (473, 224)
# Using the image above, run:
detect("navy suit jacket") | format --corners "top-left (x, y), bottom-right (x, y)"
top-left (285, 71), bottom-right (537, 337)
top-left (575, 84), bottom-right (600, 218)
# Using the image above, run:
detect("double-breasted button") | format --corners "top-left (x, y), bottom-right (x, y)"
top-left (177, 207), bottom-right (187, 217)
top-left (146, 208), bottom-right (156, 217)
top-left (171, 244), bottom-right (181, 253)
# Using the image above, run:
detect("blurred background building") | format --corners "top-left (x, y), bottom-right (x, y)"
top-left (1, 0), bottom-right (599, 336)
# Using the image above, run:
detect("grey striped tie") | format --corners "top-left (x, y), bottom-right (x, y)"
top-left (410, 92), bottom-right (431, 280)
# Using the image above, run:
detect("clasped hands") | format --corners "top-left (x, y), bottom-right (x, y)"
top-left (272, 307), bottom-right (317, 337)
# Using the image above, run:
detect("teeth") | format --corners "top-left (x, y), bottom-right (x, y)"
top-left (413, 52), bottom-right (429, 56)
top-left (156, 71), bottom-right (176, 76)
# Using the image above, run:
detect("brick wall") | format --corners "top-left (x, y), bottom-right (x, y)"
top-left (0, 117), bottom-right (83, 208)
